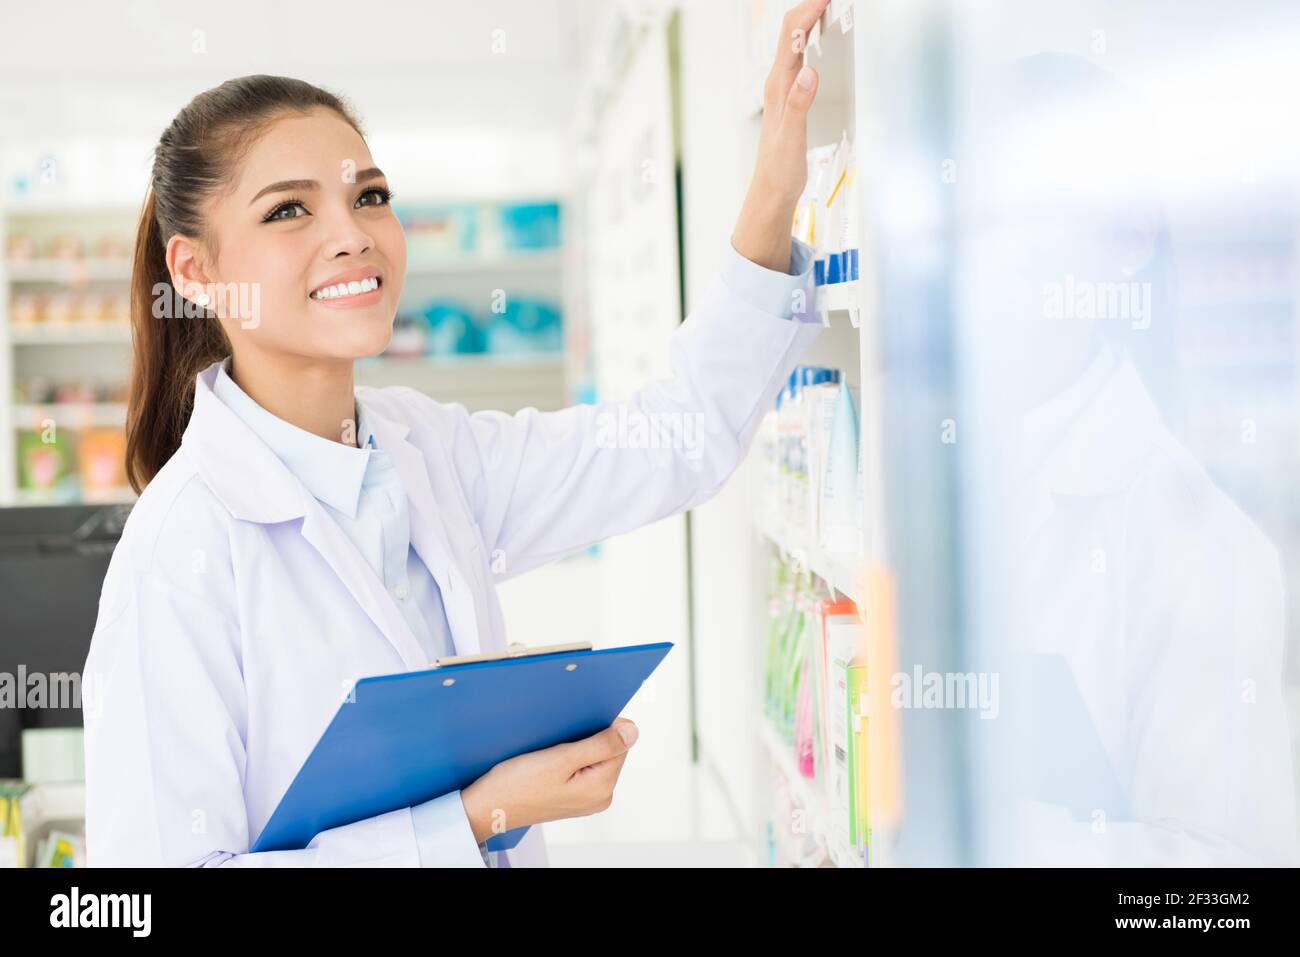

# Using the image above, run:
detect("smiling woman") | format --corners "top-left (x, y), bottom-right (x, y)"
top-left (125, 75), bottom-right (408, 490)
top-left (84, 0), bottom-right (830, 873)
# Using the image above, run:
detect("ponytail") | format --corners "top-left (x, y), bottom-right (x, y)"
top-left (124, 188), bottom-right (229, 493)
top-left (124, 75), bottom-right (365, 493)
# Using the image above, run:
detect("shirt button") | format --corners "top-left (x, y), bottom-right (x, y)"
top-left (392, 582), bottom-right (409, 600)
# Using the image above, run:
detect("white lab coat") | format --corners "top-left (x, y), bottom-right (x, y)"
top-left (1015, 344), bottom-right (1298, 866)
top-left (82, 272), bottom-right (823, 866)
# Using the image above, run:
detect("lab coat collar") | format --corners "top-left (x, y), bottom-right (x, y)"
top-left (211, 356), bottom-right (371, 519)
top-left (1019, 346), bottom-right (1162, 547)
top-left (183, 361), bottom-right (312, 524)
top-left (183, 361), bottom-right (480, 666)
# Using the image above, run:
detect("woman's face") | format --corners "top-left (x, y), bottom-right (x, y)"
top-left (177, 106), bottom-right (406, 365)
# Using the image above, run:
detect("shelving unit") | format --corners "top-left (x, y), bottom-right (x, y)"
top-left (754, 516), bottom-right (862, 605)
top-left (0, 202), bottom-right (138, 506)
top-left (815, 278), bottom-right (864, 327)
top-left (13, 403), bottom-right (127, 428)
top-left (758, 722), bottom-right (863, 868)
top-left (681, 0), bottom-right (889, 869)
top-left (11, 326), bottom-right (131, 344)
top-left (758, 0), bottom-right (881, 870)
top-left (404, 248), bottom-right (563, 277)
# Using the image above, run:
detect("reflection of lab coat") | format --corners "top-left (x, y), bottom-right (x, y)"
top-left (1018, 343), bottom-right (1298, 865)
top-left (82, 278), bottom-right (822, 867)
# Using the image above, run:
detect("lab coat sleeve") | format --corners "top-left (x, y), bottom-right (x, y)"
top-left (411, 790), bottom-right (491, 867)
top-left (719, 235), bottom-right (820, 321)
top-left (83, 560), bottom-right (482, 867)
top-left (441, 240), bottom-right (823, 581)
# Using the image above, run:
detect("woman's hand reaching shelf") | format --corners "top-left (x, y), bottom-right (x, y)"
top-left (732, 0), bottom-right (831, 272)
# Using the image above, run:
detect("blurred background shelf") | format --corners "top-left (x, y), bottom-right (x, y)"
top-left (405, 249), bottom-right (563, 276)
top-left (10, 326), bottom-right (131, 344)
top-left (13, 402), bottom-right (126, 428)
top-left (5, 259), bottom-right (132, 283)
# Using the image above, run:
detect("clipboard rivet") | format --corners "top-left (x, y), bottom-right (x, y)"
top-left (565, 664), bottom-right (577, 672)
top-left (442, 678), bottom-right (456, 686)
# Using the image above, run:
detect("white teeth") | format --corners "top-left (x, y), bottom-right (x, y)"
top-left (311, 276), bottom-right (380, 300)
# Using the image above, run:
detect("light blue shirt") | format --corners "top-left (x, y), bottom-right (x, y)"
top-left (212, 357), bottom-right (494, 868)
top-left (208, 239), bottom-right (812, 868)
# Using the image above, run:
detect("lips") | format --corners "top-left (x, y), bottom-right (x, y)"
top-left (309, 266), bottom-right (383, 300)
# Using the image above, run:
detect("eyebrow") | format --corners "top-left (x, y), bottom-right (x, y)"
top-left (248, 167), bottom-right (386, 206)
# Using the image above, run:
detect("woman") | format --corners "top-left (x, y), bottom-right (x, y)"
top-left (82, 0), bottom-right (830, 867)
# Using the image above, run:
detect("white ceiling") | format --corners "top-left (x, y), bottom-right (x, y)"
top-left (0, 0), bottom-right (600, 134)
top-left (0, 0), bottom-right (607, 200)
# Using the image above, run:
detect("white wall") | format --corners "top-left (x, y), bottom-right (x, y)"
top-left (675, 0), bottom-right (769, 843)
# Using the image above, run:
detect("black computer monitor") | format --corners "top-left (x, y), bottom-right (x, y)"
top-left (0, 503), bottom-right (129, 779)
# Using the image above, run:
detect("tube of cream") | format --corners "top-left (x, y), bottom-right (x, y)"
top-left (821, 380), bottom-right (862, 555)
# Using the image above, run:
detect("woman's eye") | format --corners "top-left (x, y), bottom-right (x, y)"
top-left (261, 189), bottom-right (390, 224)
top-left (357, 187), bottom-right (393, 208)
top-left (264, 201), bottom-right (307, 223)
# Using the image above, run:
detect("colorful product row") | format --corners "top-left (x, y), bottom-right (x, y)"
top-left (398, 201), bottom-right (561, 260)
top-left (794, 132), bottom-right (860, 289)
top-left (14, 378), bottom-right (128, 406)
top-left (756, 364), bottom-right (863, 554)
top-left (763, 552), bottom-right (870, 866)
top-left (387, 296), bottom-right (563, 357)
top-left (10, 292), bottom-right (131, 326)
top-left (16, 428), bottom-right (127, 496)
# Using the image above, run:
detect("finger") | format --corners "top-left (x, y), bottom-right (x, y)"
top-left (570, 750), bottom-right (629, 795)
top-left (573, 748), bottom-right (629, 781)
top-left (557, 720), bottom-right (637, 769)
top-left (782, 64), bottom-right (819, 121)
top-left (768, 0), bottom-right (832, 88)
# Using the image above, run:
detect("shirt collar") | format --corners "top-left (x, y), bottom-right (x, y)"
top-left (212, 356), bottom-right (372, 518)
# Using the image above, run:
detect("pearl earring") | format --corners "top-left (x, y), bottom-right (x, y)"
top-left (196, 292), bottom-right (211, 307)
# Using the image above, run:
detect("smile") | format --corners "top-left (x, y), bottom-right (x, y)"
top-left (310, 276), bottom-right (382, 302)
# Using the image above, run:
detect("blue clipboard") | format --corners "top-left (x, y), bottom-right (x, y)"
top-left (251, 641), bottom-right (673, 854)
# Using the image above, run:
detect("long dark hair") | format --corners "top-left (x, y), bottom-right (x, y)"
top-left (126, 75), bottom-right (365, 493)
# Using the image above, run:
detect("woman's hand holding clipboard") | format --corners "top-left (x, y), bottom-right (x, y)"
top-left (460, 716), bottom-right (639, 844)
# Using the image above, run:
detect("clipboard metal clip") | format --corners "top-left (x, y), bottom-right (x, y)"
top-left (431, 640), bottom-right (594, 669)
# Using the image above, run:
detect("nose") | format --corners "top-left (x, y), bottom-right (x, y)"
top-left (319, 206), bottom-right (375, 260)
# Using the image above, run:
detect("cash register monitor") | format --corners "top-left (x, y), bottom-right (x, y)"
top-left (0, 504), bottom-right (129, 779)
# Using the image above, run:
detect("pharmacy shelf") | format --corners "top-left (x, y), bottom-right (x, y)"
top-left (362, 351), bottom-right (564, 368)
top-left (754, 515), bottom-right (863, 604)
top-left (10, 324), bottom-right (131, 344)
top-left (355, 351), bottom-right (568, 413)
top-left (688, 0), bottom-right (879, 869)
top-left (759, 721), bottom-right (863, 868)
top-left (0, 204), bottom-right (138, 506)
top-left (6, 258), bottom-right (132, 283)
top-left (19, 781), bottom-right (86, 823)
top-left (13, 402), bottom-right (126, 428)
top-left (814, 279), bottom-right (863, 327)
top-left (405, 249), bottom-right (562, 276)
